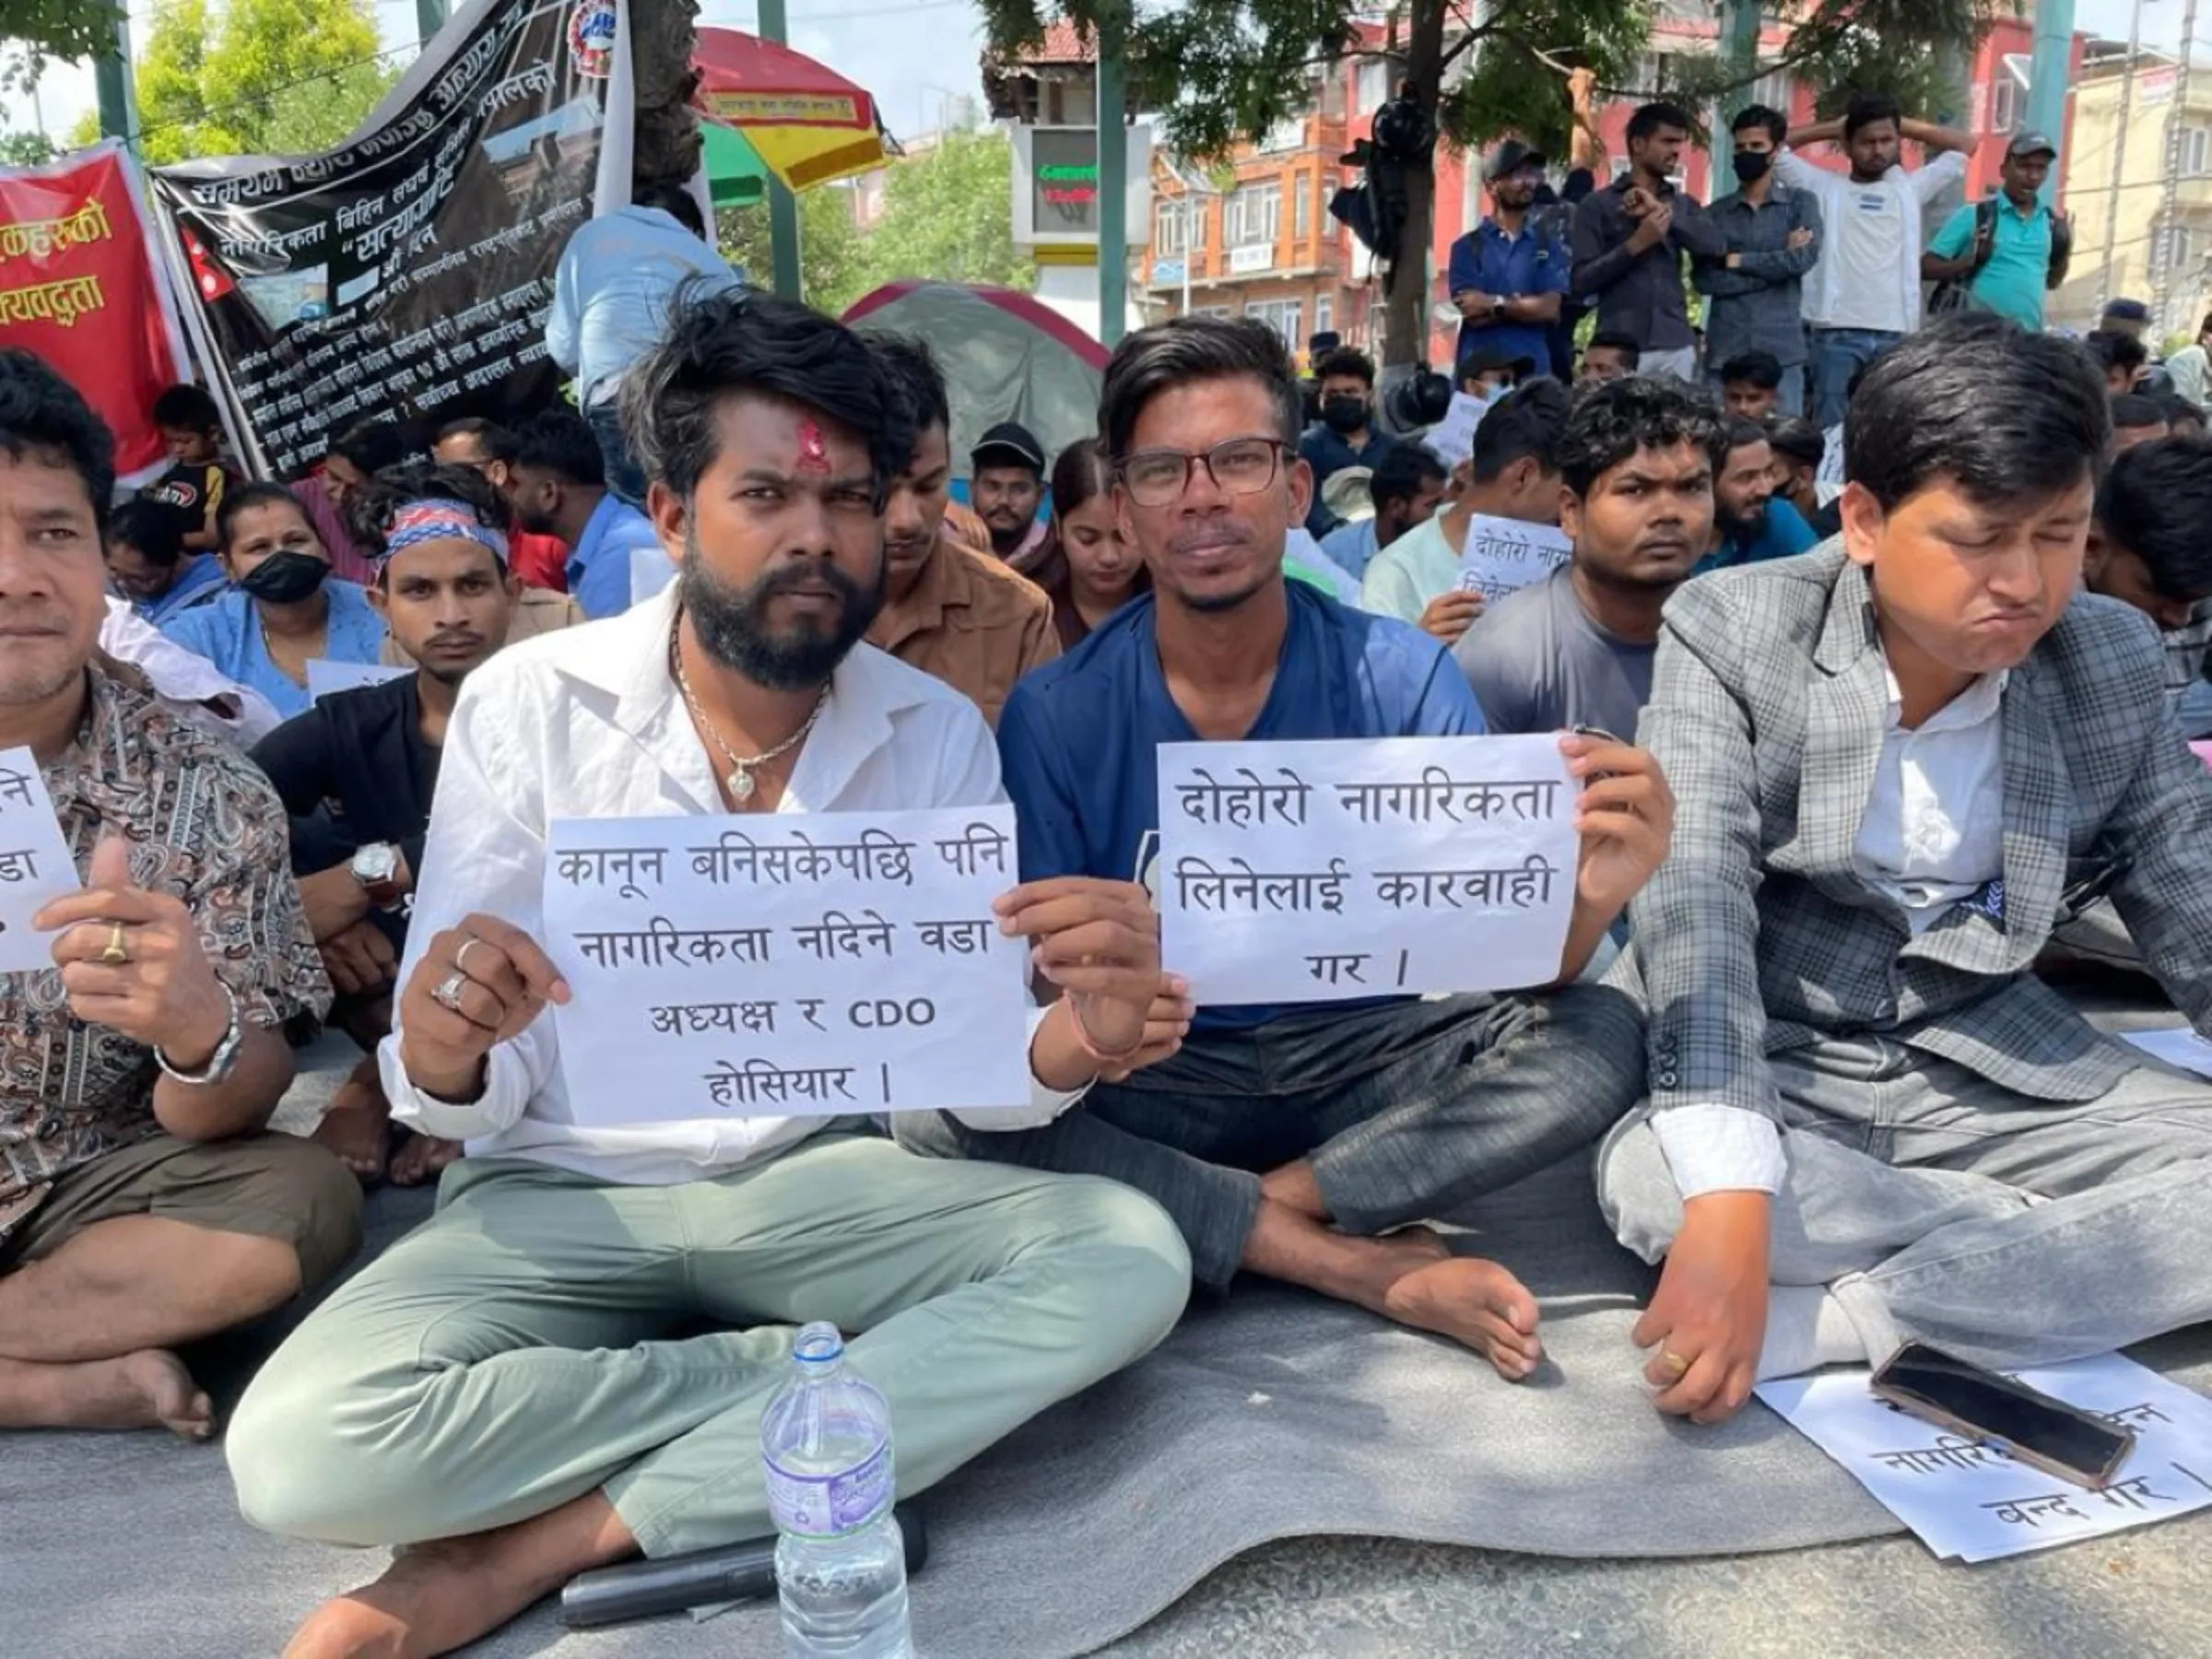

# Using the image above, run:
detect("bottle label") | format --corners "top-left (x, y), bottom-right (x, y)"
top-left (764, 1438), bottom-right (893, 1536)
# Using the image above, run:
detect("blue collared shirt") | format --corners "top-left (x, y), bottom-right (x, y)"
top-left (566, 492), bottom-right (667, 620)
top-left (547, 206), bottom-right (742, 406)
top-left (132, 554), bottom-right (227, 627)
top-left (159, 579), bottom-right (387, 721)
top-left (1446, 218), bottom-right (1569, 368)
top-left (1319, 517), bottom-right (1382, 580)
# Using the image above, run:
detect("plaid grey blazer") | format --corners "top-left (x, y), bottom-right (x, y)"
top-left (1617, 544), bottom-right (2212, 1119)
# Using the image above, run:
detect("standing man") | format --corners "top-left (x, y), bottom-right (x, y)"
top-left (504, 409), bottom-right (663, 620)
top-left (1924, 133), bottom-right (2071, 332)
top-left (1457, 377), bottom-right (1723, 737)
top-left (1699, 104), bottom-right (1821, 417)
top-left (1298, 347), bottom-right (1399, 535)
top-left (1446, 139), bottom-right (1570, 380)
top-left (900, 317), bottom-right (1665, 1381)
top-left (1571, 103), bottom-right (1725, 383)
top-left (867, 337), bottom-right (1060, 727)
top-left (1779, 94), bottom-right (1973, 428)
top-left (1320, 444), bottom-right (1449, 581)
top-left (970, 421), bottom-right (1051, 566)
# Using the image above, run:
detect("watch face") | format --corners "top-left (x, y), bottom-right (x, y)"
top-left (354, 844), bottom-right (398, 884)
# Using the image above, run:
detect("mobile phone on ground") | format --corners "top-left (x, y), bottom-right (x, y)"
top-left (1869, 1341), bottom-right (2135, 1489)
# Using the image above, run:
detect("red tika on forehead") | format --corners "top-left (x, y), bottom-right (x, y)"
top-left (796, 418), bottom-right (830, 474)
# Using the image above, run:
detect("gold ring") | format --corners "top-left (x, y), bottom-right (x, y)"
top-left (1660, 1349), bottom-right (1691, 1378)
top-left (99, 922), bottom-right (131, 966)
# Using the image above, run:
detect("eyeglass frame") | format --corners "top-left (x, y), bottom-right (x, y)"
top-left (1114, 435), bottom-right (1291, 509)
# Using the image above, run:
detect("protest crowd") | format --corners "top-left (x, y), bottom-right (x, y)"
top-left (8, 73), bottom-right (2212, 1659)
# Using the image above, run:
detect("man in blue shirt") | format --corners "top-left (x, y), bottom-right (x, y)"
top-left (1447, 140), bottom-right (1571, 374)
top-left (900, 317), bottom-right (1667, 1382)
top-left (1296, 346), bottom-right (1398, 535)
top-left (1924, 134), bottom-right (2071, 333)
top-left (1695, 418), bottom-right (1819, 575)
top-left (505, 409), bottom-right (665, 618)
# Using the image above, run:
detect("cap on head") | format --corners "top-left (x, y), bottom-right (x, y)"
top-left (1486, 139), bottom-right (1547, 182)
top-left (971, 420), bottom-right (1045, 474)
top-left (2006, 131), bottom-right (2057, 161)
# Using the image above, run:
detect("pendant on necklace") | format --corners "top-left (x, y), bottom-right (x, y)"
top-left (728, 766), bottom-right (757, 802)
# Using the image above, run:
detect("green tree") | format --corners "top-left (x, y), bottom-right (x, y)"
top-left (982, 0), bottom-right (1994, 364)
top-left (857, 130), bottom-right (1036, 297)
top-left (718, 183), bottom-right (870, 315)
top-left (2, 0), bottom-right (121, 94)
top-left (71, 0), bottom-right (399, 165)
top-left (0, 132), bottom-right (60, 168)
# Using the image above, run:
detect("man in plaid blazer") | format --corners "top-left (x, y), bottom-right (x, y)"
top-left (1600, 314), bottom-right (2212, 1424)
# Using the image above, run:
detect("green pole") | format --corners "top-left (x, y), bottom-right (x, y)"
top-left (1722, 0), bottom-right (1760, 120)
top-left (415, 0), bottom-right (446, 50)
top-left (94, 6), bottom-right (135, 144)
top-left (757, 0), bottom-right (805, 300)
top-left (2024, 0), bottom-right (2076, 206)
top-left (1096, 2), bottom-right (1128, 347)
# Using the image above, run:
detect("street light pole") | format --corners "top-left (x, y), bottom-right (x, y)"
top-left (2024, 0), bottom-right (2075, 206)
top-left (1096, 0), bottom-right (1129, 347)
top-left (757, 0), bottom-right (805, 300)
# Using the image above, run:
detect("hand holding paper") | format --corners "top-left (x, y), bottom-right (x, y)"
top-left (0, 747), bottom-right (77, 976)
top-left (1561, 734), bottom-right (1675, 919)
top-left (35, 835), bottom-right (230, 1062)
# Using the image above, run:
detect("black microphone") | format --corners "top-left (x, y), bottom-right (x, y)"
top-left (558, 1505), bottom-right (930, 1630)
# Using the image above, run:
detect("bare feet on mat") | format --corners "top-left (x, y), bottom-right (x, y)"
top-left (283, 1492), bottom-right (635, 1659)
top-left (0, 1349), bottom-right (214, 1438)
top-left (311, 1077), bottom-right (394, 1183)
top-left (1377, 1230), bottom-right (1545, 1382)
top-left (386, 1133), bottom-right (461, 1189)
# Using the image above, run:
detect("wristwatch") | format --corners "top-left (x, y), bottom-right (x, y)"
top-left (155, 981), bottom-right (243, 1087)
top-left (350, 841), bottom-right (406, 912)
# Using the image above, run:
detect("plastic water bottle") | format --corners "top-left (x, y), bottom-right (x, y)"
top-left (760, 1322), bottom-right (914, 1659)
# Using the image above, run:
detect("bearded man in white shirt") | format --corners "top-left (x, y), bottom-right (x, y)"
top-left (227, 289), bottom-right (1192, 1658)
top-left (1601, 314), bottom-right (2212, 1425)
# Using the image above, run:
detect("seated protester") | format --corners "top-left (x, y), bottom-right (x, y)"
top-left (1457, 346), bottom-right (1534, 402)
top-left (864, 336), bottom-right (1060, 726)
top-left (2109, 392), bottom-right (2170, 454)
top-left (2086, 327), bottom-right (2148, 395)
top-left (160, 483), bottom-right (387, 721)
top-left (306, 418), bottom-right (406, 584)
top-left (429, 417), bottom-right (572, 592)
top-left (1579, 330), bottom-right (1641, 383)
top-left (0, 348), bottom-right (358, 1437)
top-left (1457, 376), bottom-right (1724, 737)
top-left (1694, 416), bottom-right (1819, 574)
top-left (100, 596), bottom-right (283, 745)
top-left (1319, 442), bottom-right (1449, 581)
top-left (103, 495), bottom-right (225, 625)
top-left (2082, 434), bottom-right (2212, 713)
top-left (142, 383), bottom-right (240, 556)
top-left (1361, 378), bottom-right (1571, 641)
top-left (1599, 315), bottom-right (2212, 1428)
top-left (1298, 346), bottom-right (1399, 535)
top-left (900, 317), bottom-right (1664, 1380)
top-left (2159, 393), bottom-right (2206, 438)
top-left (504, 407), bottom-right (661, 620)
top-left (251, 465), bottom-right (525, 1189)
top-left (1716, 349), bottom-right (1784, 421)
top-left (1027, 436), bottom-right (1151, 652)
top-left (970, 421), bottom-right (1051, 570)
top-left (1765, 415), bottom-right (1840, 539)
top-left (226, 291), bottom-right (1189, 1656)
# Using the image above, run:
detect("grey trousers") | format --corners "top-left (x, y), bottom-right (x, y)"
top-left (1598, 1034), bottom-right (2212, 1371)
top-left (900, 984), bottom-right (1647, 1292)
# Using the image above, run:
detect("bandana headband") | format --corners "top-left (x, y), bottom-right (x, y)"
top-left (380, 500), bottom-right (510, 565)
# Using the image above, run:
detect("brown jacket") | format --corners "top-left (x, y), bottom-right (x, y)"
top-left (379, 586), bottom-right (583, 667)
top-left (867, 535), bottom-right (1059, 727)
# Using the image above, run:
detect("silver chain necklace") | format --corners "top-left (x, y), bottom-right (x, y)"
top-left (668, 621), bottom-right (829, 803)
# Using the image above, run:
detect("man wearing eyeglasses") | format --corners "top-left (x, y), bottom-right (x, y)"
top-left (899, 317), bottom-right (1666, 1382)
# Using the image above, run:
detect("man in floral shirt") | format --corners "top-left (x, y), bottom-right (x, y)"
top-left (0, 349), bottom-right (359, 1438)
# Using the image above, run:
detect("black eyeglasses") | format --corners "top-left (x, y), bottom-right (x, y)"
top-left (1118, 437), bottom-right (1287, 508)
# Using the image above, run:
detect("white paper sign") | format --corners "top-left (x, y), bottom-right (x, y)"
top-left (1757, 1353), bottom-right (2212, 1563)
top-left (1423, 390), bottom-right (1494, 466)
top-left (0, 748), bottom-right (78, 976)
top-left (305, 659), bottom-right (409, 701)
top-left (2119, 1027), bottom-right (2212, 1080)
top-left (1452, 515), bottom-right (1574, 602)
top-left (1155, 736), bottom-right (1576, 1006)
top-left (542, 806), bottom-right (1032, 1124)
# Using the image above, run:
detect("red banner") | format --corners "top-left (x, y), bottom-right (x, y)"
top-left (0, 145), bottom-right (185, 479)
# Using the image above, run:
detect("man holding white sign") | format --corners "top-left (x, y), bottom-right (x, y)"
top-left (230, 292), bottom-right (1191, 1659)
top-left (907, 318), bottom-right (1668, 1383)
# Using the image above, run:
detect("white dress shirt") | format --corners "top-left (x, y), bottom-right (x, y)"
top-left (1775, 147), bottom-right (1966, 334)
top-left (382, 580), bottom-right (1087, 1185)
top-left (1656, 661), bottom-right (2007, 1199)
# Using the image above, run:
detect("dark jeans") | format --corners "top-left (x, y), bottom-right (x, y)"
top-left (586, 395), bottom-right (649, 512)
top-left (898, 984), bottom-right (1646, 1291)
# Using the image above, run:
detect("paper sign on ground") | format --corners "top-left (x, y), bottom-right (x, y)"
top-left (1757, 1353), bottom-right (2212, 1563)
top-left (1155, 736), bottom-right (1576, 1006)
top-left (1423, 390), bottom-right (1493, 466)
top-left (542, 806), bottom-right (1031, 1124)
top-left (2119, 1027), bottom-right (2212, 1080)
top-left (0, 748), bottom-right (78, 976)
top-left (305, 659), bottom-right (409, 702)
top-left (1452, 515), bottom-right (1573, 603)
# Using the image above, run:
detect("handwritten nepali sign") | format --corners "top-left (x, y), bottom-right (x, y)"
top-left (0, 748), bottom-right (79, 976)
top-left (1453, 515), bottom-right (1574, 603)
top-left (306, 659), bottom-right (410, 702)
top-left (542, 806), bottom-right (1031, 1124)
top-left (1758, 1353), bottom-right (2212, 1563)
top-left (1155, 736), bottom-right (1576, 1006)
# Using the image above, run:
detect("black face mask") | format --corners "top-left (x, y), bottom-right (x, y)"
top-left (238, 549), bottom-right (330, 605)
top-left (1321, 395), bottom-right (1369, 434)
top-left (1732, 150), bottom-right (1773, 184)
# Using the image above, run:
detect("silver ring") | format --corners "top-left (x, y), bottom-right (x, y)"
top-left (454, 936), bottom-right (487, 978)
top-left (431, 971), bottom-right (470, 1013)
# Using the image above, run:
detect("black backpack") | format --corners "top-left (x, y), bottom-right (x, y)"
top-left (1931, 196), bottom-right (2072, 315)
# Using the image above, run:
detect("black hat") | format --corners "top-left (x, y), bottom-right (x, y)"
top-left (2104, 297), bottom-right (2153, 324)
top-left (1486, 139), bottom-right (1547, 183)
top-left (971, 421), bottom-right (1045, 474)
top-left (2006, 131), bottom-right (2057, 160)
top-left (1458, 346), bottom-right (1537, 381)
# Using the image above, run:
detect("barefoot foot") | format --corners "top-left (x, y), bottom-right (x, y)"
top-left (1382, 1253), bottom-right (1545, 1381)
top-left (0, 1348), bottom-right (214, 1437)
top-left (312, 1084), bottom-right (394, 1184)
top-left (386, 1133), bottom-right (462, 1189)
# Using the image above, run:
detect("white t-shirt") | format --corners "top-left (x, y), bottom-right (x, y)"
top-left (1828, 178), bottom-right (1912, 334)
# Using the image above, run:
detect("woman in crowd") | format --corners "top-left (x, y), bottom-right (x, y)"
top-left (159, 482), bottom-right (387, 720)
top-left (1027, 437), bottom-right (1149, 651)
top-left (102, 496), bottom-right (228, 625)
